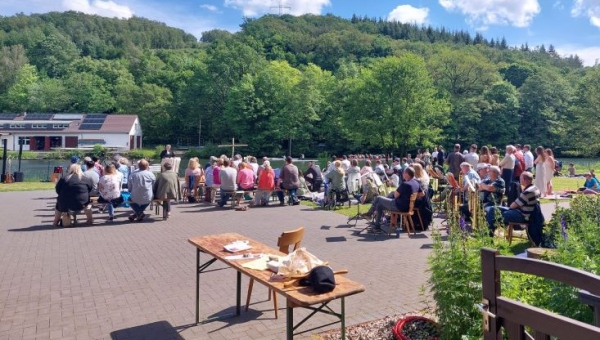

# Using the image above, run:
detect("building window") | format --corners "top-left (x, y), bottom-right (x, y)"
top-left (53, 123), bottom-right (69, 129)
top-left (9, 123), bottom-right (25, 129)
top-left (18, 137), bottom-right (30, 145)
top-left (32, 124), bottom-right (47, 129)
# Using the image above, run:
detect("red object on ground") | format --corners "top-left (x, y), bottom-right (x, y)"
top-left (393, 316), bottom-right (439, 340)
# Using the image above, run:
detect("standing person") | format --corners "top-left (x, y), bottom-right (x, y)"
top-left (255, 161), bottom-right (275, 206)
top-left (499, 145), bottom-right (516, 186)
top-left (159, 144), bottom-right (176, 159)
top-left (479, 146), bottom-right (492, 164)
top-left (98, 164), bottom-right (122, 221)
top-left (278, 156), bottom-right (300, 205)
top-left (534, 146), bottom-right (547, 198)
top-left (490, 147), bottom-right (500, 166)
top-left (304, 161), bottom-right (323, 192)
top-left (437, 145), bottom-right (447, 168)
top-left (128, 159), bottom-right (155, 222)
top-left (545, 148), bottom-right (556, 196)
top-left (465, 144), bottom-right (479, 168)
top-left (513, 144), bottom-right (526, 182)
top-left (523, 144), bottom-right (535, 172)
top-left (53, 164), bottom-right (93, 226)
top-left (446, 144), bottom-right (465, 179)
top-left (153, 161), bottom-right (179, 216)
top-left (218, 158), bottom-right (238, 208)
top-left (341, 155), bottom-right (351, 171)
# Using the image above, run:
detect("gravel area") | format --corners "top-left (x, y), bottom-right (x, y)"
top-left (317, 310), bottom-right (436, 340)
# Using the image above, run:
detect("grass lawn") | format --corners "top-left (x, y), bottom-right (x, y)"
top-left (0, 182), bottom-right (55, 192)
top-left (551, 176), bottom-right (582, 192)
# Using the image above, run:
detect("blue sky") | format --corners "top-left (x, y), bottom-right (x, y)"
top-left (1, 0), bottom-right (599, 65)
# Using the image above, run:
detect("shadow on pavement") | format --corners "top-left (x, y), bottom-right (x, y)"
top-left (110, 320), bottom-right (191, 340)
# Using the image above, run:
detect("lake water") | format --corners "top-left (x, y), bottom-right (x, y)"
top-left (3, 158), bottom-right (319, 182)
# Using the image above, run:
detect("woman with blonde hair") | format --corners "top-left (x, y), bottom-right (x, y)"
top-left (412, 163), bottom-right (430, 192)
top-left (53, 164), bottom-right (93, 226)
top-left (98, 163), bottom-right (122, 221)
top-left (184, 157), bottom-right (205, 202)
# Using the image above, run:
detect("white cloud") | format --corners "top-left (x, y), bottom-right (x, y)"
top-left (62, 0), bottom-right (133, 18)
top-left (224, 0), bottom-right (330, 17)
top-left (553, 1), bottom-right (564, 10)
top-left (556, 44), bottom-right (600, 66)
top-left (200, 4), bottom-right (221, 13)
top-left (387, 5), bottom-right (429, 24)
top-left (439, 0), bottom-right (540, 28)
top-left (572, 0), bottom-right (600, 28)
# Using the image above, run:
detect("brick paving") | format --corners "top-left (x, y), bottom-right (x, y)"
top-left (0, 191), bottom-right (565, 340)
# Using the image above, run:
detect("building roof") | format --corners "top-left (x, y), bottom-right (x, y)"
top-left (0, 113), bottom-right (138, 134)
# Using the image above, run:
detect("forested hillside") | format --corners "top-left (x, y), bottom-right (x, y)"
top-left (1, 12), bottom-right (599, 156)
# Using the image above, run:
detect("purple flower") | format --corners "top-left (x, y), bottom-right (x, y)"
top-left (561, 216), bottom-right (568, 241)
top-left (459, 217), bottom-right (467, 232)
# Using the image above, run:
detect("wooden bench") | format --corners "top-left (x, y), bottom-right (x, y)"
top-left (153, 199), bottom-right (171, 220)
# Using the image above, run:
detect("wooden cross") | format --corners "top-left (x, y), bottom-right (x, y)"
top-left (218, 138), bottom-right (248, 159)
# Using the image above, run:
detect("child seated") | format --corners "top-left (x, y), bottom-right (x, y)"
top-left (568, 163), bottom-right (576, 177)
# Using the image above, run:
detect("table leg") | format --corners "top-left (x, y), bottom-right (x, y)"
top-left (195, 248), bottom-right (200, 324)
top-left (236, 271), bottom-right (241, 316)
top-left (163, 201), bottom-right (167, 219)
top-left (286, 301), bottom-right (294, 340)
top-left (341, 297), bottom-right (346, 340)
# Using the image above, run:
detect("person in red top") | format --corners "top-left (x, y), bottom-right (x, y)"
top-left (237, 162), bottom-right (256, 190)
top-left (254, 161), bottom-right (275, 206)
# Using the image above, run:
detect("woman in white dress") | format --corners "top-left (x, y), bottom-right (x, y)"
top-left (533, 146), bottom-right (547, 197)
top-left (545, 148), bottom-right (556, 196)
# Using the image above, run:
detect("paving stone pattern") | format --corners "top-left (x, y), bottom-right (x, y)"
top-left (0, 191), bottom-right (563, 340)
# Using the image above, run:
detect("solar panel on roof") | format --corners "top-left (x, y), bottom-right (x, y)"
top-left (24, 113), bottom-right (53, 120)
top-left (53, 114), bottom-right (84, 120)
top-left (79, 123), bottom-right (103, 130)
top-left (0, 114), bottom-right (18, 120)
top-left (81, 114), bottom-right (107, 123)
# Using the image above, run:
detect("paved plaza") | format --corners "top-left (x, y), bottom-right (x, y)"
top-left (0, 191), bottom-right (564, 340)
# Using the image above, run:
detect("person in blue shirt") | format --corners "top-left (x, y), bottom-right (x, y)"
top-left (578, 172), bottom-right (600, 195)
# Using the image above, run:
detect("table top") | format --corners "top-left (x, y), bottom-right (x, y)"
top-left (188, 233), bottom-right (365, 306)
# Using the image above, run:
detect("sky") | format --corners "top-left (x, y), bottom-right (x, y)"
top-left (1, 0), bottom-right (600, 66)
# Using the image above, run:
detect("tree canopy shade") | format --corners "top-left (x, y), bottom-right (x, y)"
top-left (1, 12), bottom-right (600, 155)
top-left (344, 55), bottom-right (450, 156)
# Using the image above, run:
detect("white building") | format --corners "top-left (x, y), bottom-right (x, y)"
top-left (0, 113), bottom-right (142, 151)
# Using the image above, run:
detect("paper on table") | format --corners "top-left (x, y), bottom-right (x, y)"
top-left (241, 257), bottom-right (269, 270)
top-left (223, 240), bottom-right (252, 253)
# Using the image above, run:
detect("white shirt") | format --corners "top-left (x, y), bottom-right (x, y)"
top-left (341, 159), bottom-right (351, 171)
top-left (524, 151), bottom-right (534, 170)
top-left (465, 152), bottom-right (479, 168)
top-left (432, 151), bottom-right (438, 159)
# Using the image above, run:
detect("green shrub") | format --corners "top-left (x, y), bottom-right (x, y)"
top-left (0, 151), bottom-right (39, 159)
top-left (185, 143), bottom-right (224, 159)
top-left (125, 149), bottom-right (158, 160)
top-left (429, 201), bottom-right (598, 338)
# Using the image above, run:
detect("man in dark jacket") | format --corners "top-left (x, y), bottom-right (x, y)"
top-left (277, 156), bottom-right (300, 205)
top-left (304, 161), bottom-right (323, 192)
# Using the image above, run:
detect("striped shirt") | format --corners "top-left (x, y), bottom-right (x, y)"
top-left (514, 184), bottom-right (541, 221)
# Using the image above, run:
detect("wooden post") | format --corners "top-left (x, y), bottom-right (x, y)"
top-left (482, 248), bottom-right (501, 340)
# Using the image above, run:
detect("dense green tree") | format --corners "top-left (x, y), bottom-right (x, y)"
top-left (0, 45), bottom-right (28, 93)
top-left (567, 68), bottom-right (600, 155)
top-left (518, 69), bottom-right (573, 147)
top-left (345, 55), bottom-right (450, 155)
top-left (28, 33), bottom-right (80, 77)
top-left (4, 63), bottom-right (38, 112)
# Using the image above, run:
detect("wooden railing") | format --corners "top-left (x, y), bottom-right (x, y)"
top-left (481, 248), bottom-right (600, 340)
